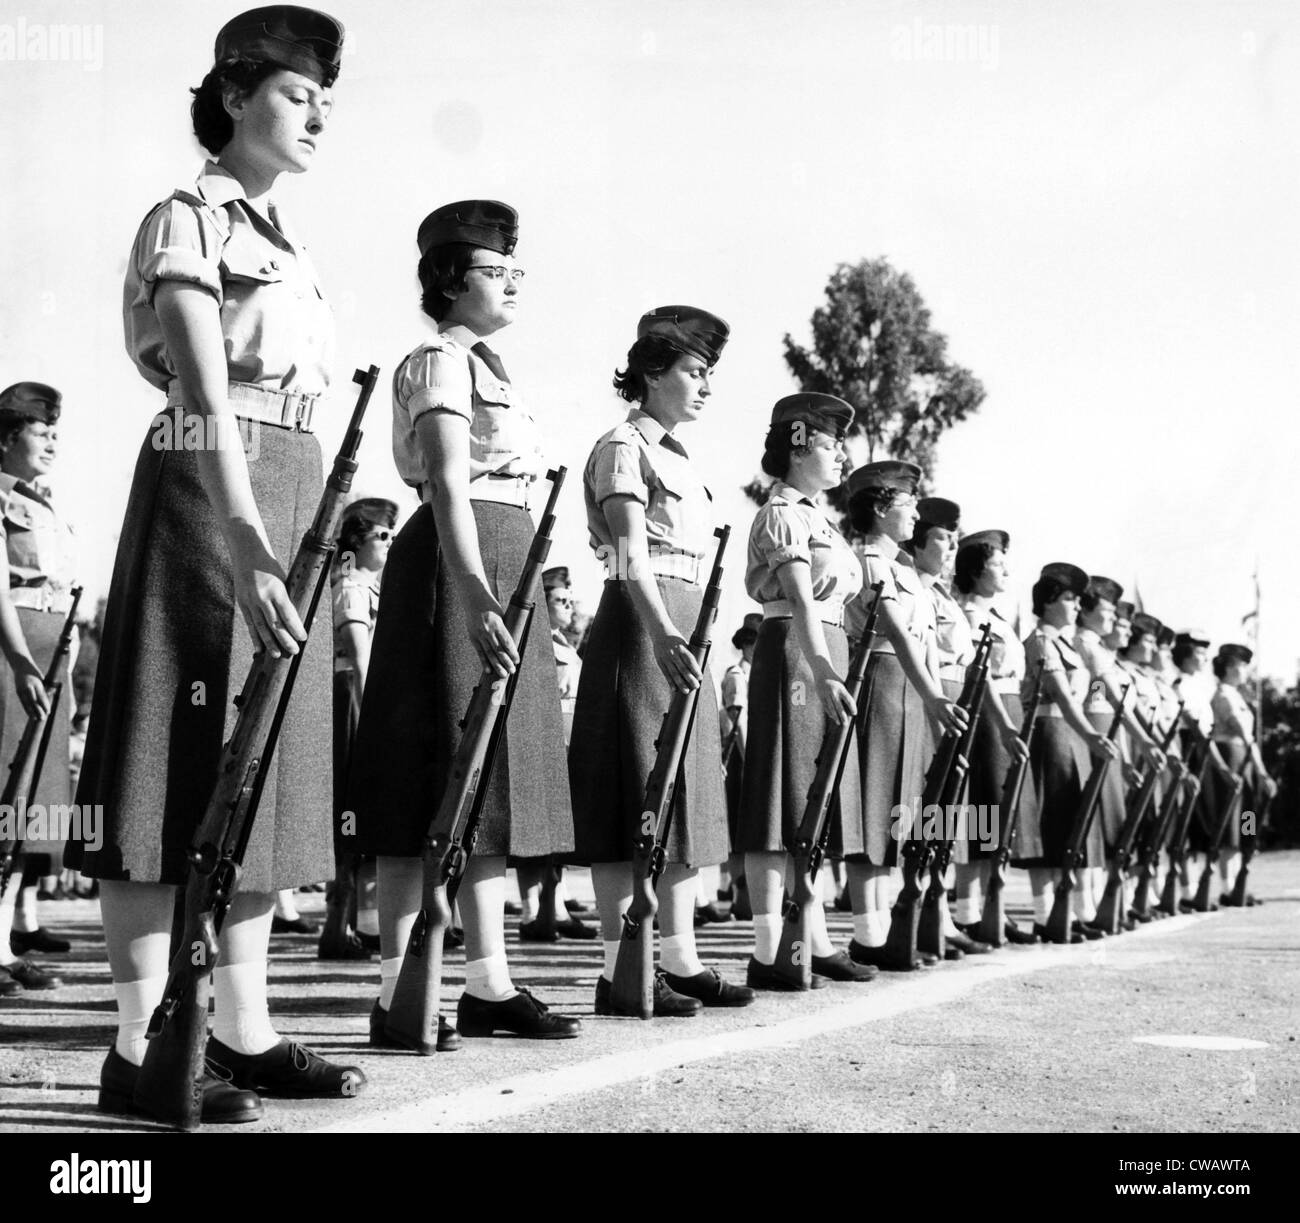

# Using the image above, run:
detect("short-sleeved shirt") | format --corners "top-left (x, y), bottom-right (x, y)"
top-left (844, 539), bottom-right (912, 650)
top-left (960, 602), bottom-right (1023, 695)
top-left (583, 409), bottom-right (713, 584)
top-left (391, 324), bottom-right (544, 492)
top-left (332, 573), bottom-right (380, 673)
top-left (720, 660), bottom-right (749, 712)
top-left (1212, 682), bottom-right (1254, 745)
top-left (1023, 621), bottom-right (1089, 715)
top-left (124, 160), bottom-right (333, 396)
top-left (1119, 658), bottom-right (1162, 728)
top-left (552, 625), bottom-right (582, 744)
top-left (744, 481), bottom-right (862, 611)
top-left (0, 475), bottom-right (77, 608)
top-left (1074, 626), bottom-right (1119, 715)
top-left (930, 578), bottom-right (974, 676)
top-left (1149, 671), bottom-right (1185, 758)
top-left (1174, 669), bottom-right (1216, 736)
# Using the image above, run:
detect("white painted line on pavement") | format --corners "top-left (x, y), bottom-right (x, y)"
top-left (1134, 1035), bottom-right (1268, 1051)
top-left (314, 914), bottom-right (1209, 1133)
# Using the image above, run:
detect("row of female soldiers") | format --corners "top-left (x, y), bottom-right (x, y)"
top-left (39, 7), bottom-right (1274, 1128)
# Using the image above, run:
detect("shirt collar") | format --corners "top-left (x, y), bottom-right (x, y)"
top-left (627, 408), bottom-right (688, 457)
top-left (769, 480), bottom-right (814, 507)
top-left (0, 472), bottom-right (52, 505)
top-left (440, 323), bottom-right (480, 350)
top-left (1075, 625), bottom-right (1100, 646)
top-left (197, 160), bottom-right (248, 210)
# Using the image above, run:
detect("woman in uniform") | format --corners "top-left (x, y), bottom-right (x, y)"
top-left (349, 200), bottom-right (580, 1044)
top-left (738, 393), bottom-right (875, 989)
top-left (0, 382), bottom-right (75, 992)
top-left (569, 306), bottom-right (754, 1016)
top-left (71, 7), bottom-right (364, 1124)
top-left (840, 463), bottom-right (965, 970)
top-left (1019, 564), bottom-right (1120, 942)
top-left (952, 530), bottom-right (1037, 944)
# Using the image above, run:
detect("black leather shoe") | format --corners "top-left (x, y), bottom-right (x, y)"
top-left (503, 900), bottom-right (523, 916)
top-left (98, 1047), bottom-right (263, 1125)
top-left (564, 898), bottom-right (590, 915)
top-left (555, 917), bottom-right (598, 940)
top-left (1002, 921), bottom-right (1040, 945)
top-left (445, 926), bottom-right (465, 950)
top-left (848, 940), bottom-right (934, 971)
top-left (745, 956), bottom-right (829, 990)
top-left (594, 972), bottom-right (703, 1017)
top-left (811, 949), bottom-right (877, 982)
top-left (946, 930), bottom-right (993, 955)
top-left (1071, 921), bottom-right (1107, 941)
top-left (206, 1037), bottom-right (366, 1098)
top-left (661, 968), bottom-right (755, 1007)
top-left (1128, 910), bottom-right (1155, 924)
top-left (518, 919), bottom-right (559, 943)
top-left (0, 974), bottom-right (21, 997)
top-left (1, 958), bottom-right (61, 990)
top-left (270, 916), bottom-right (318, 935)
top-left (10, 929), bottom-right (70, 955)
top-left (458, 987), bottom-right (582, 1038)
top-left (693, 902), bottom-right (734, 927)
top-left (1033, 922), bottom-right (1082, 944)
top-left (317, 931), bottom-right (375, 961)
top-left (356, 931), bottom-right (381, 953)
top-left (369, 1000), bottom-right (460, 1053)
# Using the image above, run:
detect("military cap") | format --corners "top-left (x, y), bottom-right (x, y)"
top-left (1217, 643), bottom-right (1253, 666)
top-left (958, 529), bottom-right (1009, 555)
top-left (214, 6), bottom-right (344, 87)
top-left (1156, 625), bottom-right (1176, 648)
top-left (1129, 612), bottom-right (1163, 642)
top-left (845, 460), bottom-right (922, 501)
top-left (1086, 576), bottom-right (1124, 606)
top-left (342, 496), bottom-right (397, 530)
top-left (637, 305), bottom-right (729, 365)
top-left (417, 200), bottom-right (518, 259)
top-left (543, 566), bottom-right (571, 592)
top-left (1039, 562), bottom-right (1089, 598)
top-left (1115, 600), bottom-right (1136, 622)
top-left (732, 612), bottom-right (762, 649)
top-left (769, 392), bottom-right (854, 439)
top-left (916, 497), bottom-right (960, 532)
top-left (0, 381), bottom-right (61, 425)
top-left (1175, 629), bottom-right (1211, 649)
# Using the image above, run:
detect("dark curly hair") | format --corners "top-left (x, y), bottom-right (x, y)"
top-left (759, 419), bottom-right (842, 480)
top-left (417, 243), bottom-right (480, 322)
top-left (190, 58), bottom-right (283, 155)
top-left (954, 542), bottom-right (998, 595)
top-left (1032, 575), bottom-right (1076, 618)
top-left (613, 335), bottom-right (690, 404)
top-left (847, 487), bottom-right (904, 535)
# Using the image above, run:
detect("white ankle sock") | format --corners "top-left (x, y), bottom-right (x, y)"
top-left (211, 962), bottom-right (280, 1055)
top-left (464, 951), bottom-right (515, 1002)
top-left (1071, 889), bottom-right (1095, 923)
top-left (16, 886), bottom-right (38, 933)
top-left (752, 915), bottom-right (781, 965)
top-left (660, 933), bottom-right (704, 977)
top-left (808, 904), bottom-right (834, 958)
top-left (601, 939), bottom-right (621, 982)
top-left (1032, 891), bottom-right (1052, 925)
top-left (953, 895), bottom-right (981, 926)
top-left (379, 956), bottom-right (403, 1010)
top-left (112, 975), bottom-right (168, 1066)
top-left (356, 907), bottom-right (379, 938)
top-left (941, 904), bottom-right (961, 938)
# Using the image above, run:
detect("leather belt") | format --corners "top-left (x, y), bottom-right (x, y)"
top-left (993, 676), bottom-right (1021, 696)
top-left (468, 473), bottom-right (533, 510)
top-left (9, 584), bottom-right (74, 615)
top-left (762, 600), bottom-right (844, 628)
top-left (939, 661), bottom-right (970, 681)
top-left (165, 381), bottom-right (319, 432)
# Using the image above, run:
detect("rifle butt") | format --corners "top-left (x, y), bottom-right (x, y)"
top-left (1157, 856), bottom-right (1181, 915)
top-left (610, 909), bottom-right (655, 1019)
top-left (882, 888), bottom-right (921, 970)
top-left (1044, 876), bottom-right (1075, 944)
top-left (385, 888), bottom-right (450, 1054)
top-left (1131, 864), bottom-right (1154, 918)
top-left (133, 978), bottom-right (211, 1131)
top-left (1093, 869), bottom-right (1125, 935)
top-left (976, 871), bottom-right (1006, 947)
top-left (1191, 860), bottom-right (1215, 912)
top-left (770, 893), bottom-right (815, 990)
top-left (916, 880), bottom-right (946, 959)
top-left (1228, 861), bottom-right (1249, 907)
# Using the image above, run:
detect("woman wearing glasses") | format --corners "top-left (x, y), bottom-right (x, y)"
top-left (349, 200), bottom-right (580, 1044)
top-left (569, 306), bottom-right (755, 1016)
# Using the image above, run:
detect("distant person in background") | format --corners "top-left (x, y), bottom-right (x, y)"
top-left (714, 612), bottom-right (759, 921)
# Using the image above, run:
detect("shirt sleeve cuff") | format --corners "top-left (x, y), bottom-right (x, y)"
top-left (139, 248), bottom-right (223, 304)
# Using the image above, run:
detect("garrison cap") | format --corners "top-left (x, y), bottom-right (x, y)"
top-left (543, 566), bottom-right (571, 592)
top-left (769, 392), bottom-right (854, 439)
top-left (732, 612), bottom-right (762, 649)
top-left (1129, 612), bottom-right (1163, 642)
top-left (1115, 600), bottom-right (1136, 622)
top-left (1175, 629), bottom-right (1211, 649)
top-left (845, 460), bottom-right (921, 501)
top-left (1086, 575), bottom-right (1124, 606)
top-left (1039, 562), bottom-right (1089, 598)
top-left (0, 381), bottom-right (61, 425)
top-left (958, 529), bottom-right (1009, 555)
top-left (342, 496), bottom-right (397, 530)
top-left (916, 497), bottom-right (960, 532)
top-left (1217, 643), bottom-right (1253, 666)
top-left (417, 200), bottom-right (519, 259)
top-left (637, 306), bottom-right (730, 365)
top-left (214, 6), bottom-right (344, 87)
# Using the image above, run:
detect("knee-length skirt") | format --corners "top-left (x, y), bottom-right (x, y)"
top-left (954, 690), bottom-right (1040, 865)
top-left (1013, 717), bottom-right (1105, 867)
top-left (736, 618), bottom-right (864, 857)
top-left (0, 607), bottom-right (73, 867)
top-left (1203, 740), bottom-right (1256, 852)
top-left (71, 420), bottom-right (333, 891)
top-left (347, 501), bottom-right (572, 858)
top-left (854, 651), bottom-right (933, 867)
top-left (568, 578), bottom-right (728, 867)
top-left (1088, 709), bottom-right (1129, 851)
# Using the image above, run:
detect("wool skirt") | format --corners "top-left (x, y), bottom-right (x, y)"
top-left (568, 578), bottom-right (728, 867)
top-left (1087, 709), bottom-right (1129, 851)
top-left (736, 618), bottom-right (864, 857)
top-left (1013, 718), bottom-right (1105, 868)
top-left (348, 501), bottom-right (573, 859)
top-left (0, 607), bottom-right (74, 866)
top-left (1203, 741), bottom-right (1257, 852)
top-left (958, 691), bottom-right (1039, 864)
top-left (71, 420), bottom-right (333, 891)
top-left (854, 651), bottom-right (932, 867)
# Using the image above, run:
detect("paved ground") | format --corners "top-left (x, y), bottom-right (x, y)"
top-left (2, 853), bottom-right (1297, 1133)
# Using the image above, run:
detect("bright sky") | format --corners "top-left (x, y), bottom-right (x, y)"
top-left (2, 0), bottom-right (1296, 679)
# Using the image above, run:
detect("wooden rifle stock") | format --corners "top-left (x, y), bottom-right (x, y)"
top-left (1043, 682), bottom-right (1129, 944)
top-left (1131, 754), bottom-right (1188, 919)
top-left (136, 366), bottom-right (379, 1129)
top-left (976, 658), bottom-right (1045, 947)
top-left (0, 587), bottom-right (83, 894)
top-left (385, 467), bottom-right (566, 1052)
top-left (611, 526), bottom-right (730, 1019)
top-left (1158, 749), bottom-right (1210, 915)
top-left (770, 582), bottom-right (884, 988)
top-left (1191, 755), bottom-right (1250, 912)
top-left (1227, 779), bottom-right (1266, 907)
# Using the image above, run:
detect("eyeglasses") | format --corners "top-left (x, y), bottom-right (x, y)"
top-left (548, 593), bottom-right (573, 607)
top-left (468, 265), bottom-right (526, 284)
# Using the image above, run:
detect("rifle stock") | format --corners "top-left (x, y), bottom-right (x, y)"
top-left (1191, 756), bottom-right (1250, 913)
top-left (976, 658), bottom-right (1045, 947)
top-left (385, 467), bottom-right (566, 1051)
top-left (137, 366), bottom-right (379, 1129)
top-left (771, 582), bottom-right (884, 988)
top-left (1044, 682), bottom-right (1129, 944)
top-left (1158, 750), bottom-right (1209, 915)
top-left (611, 526), bottom-right (729, 1019)
top-left (1132, 755), bottom-right (1188, 919)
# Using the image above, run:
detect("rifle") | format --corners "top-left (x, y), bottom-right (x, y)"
top-left (1191, 755), bottom-right (1250, 912)
top-left (976, 658), bottom-right (1045, 947)
top-left (769, 581), bottom-right (884, 988)
top-left (917, 626), bottom-right (993, 959)
top-left (1043, 682), bottom-right (1129, 944)
top-left (136, 366), bottom-right (379, 1130)
top-left (1157, 747), bottom-right (1211, 916)
top-left (610, 526), bottom-right (730, 1018)
top-left (1094, 701), bottom-right (1183, 933)
top-left (385, 467), bottom-right (566, 1052)
top-left (1227, 772), bottom-right (1267, 907)
top-left (1130, 752), bottom-right (1188, 920)
top-left (0, 587), bottom-right (83, 894)
top-left (720, 707), bottom-right (743, 772)
top-left (880, 625), bottom-right (990, 970)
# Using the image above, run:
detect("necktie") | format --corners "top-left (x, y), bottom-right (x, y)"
top-left (472, 342), bottom-right (510, 384)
